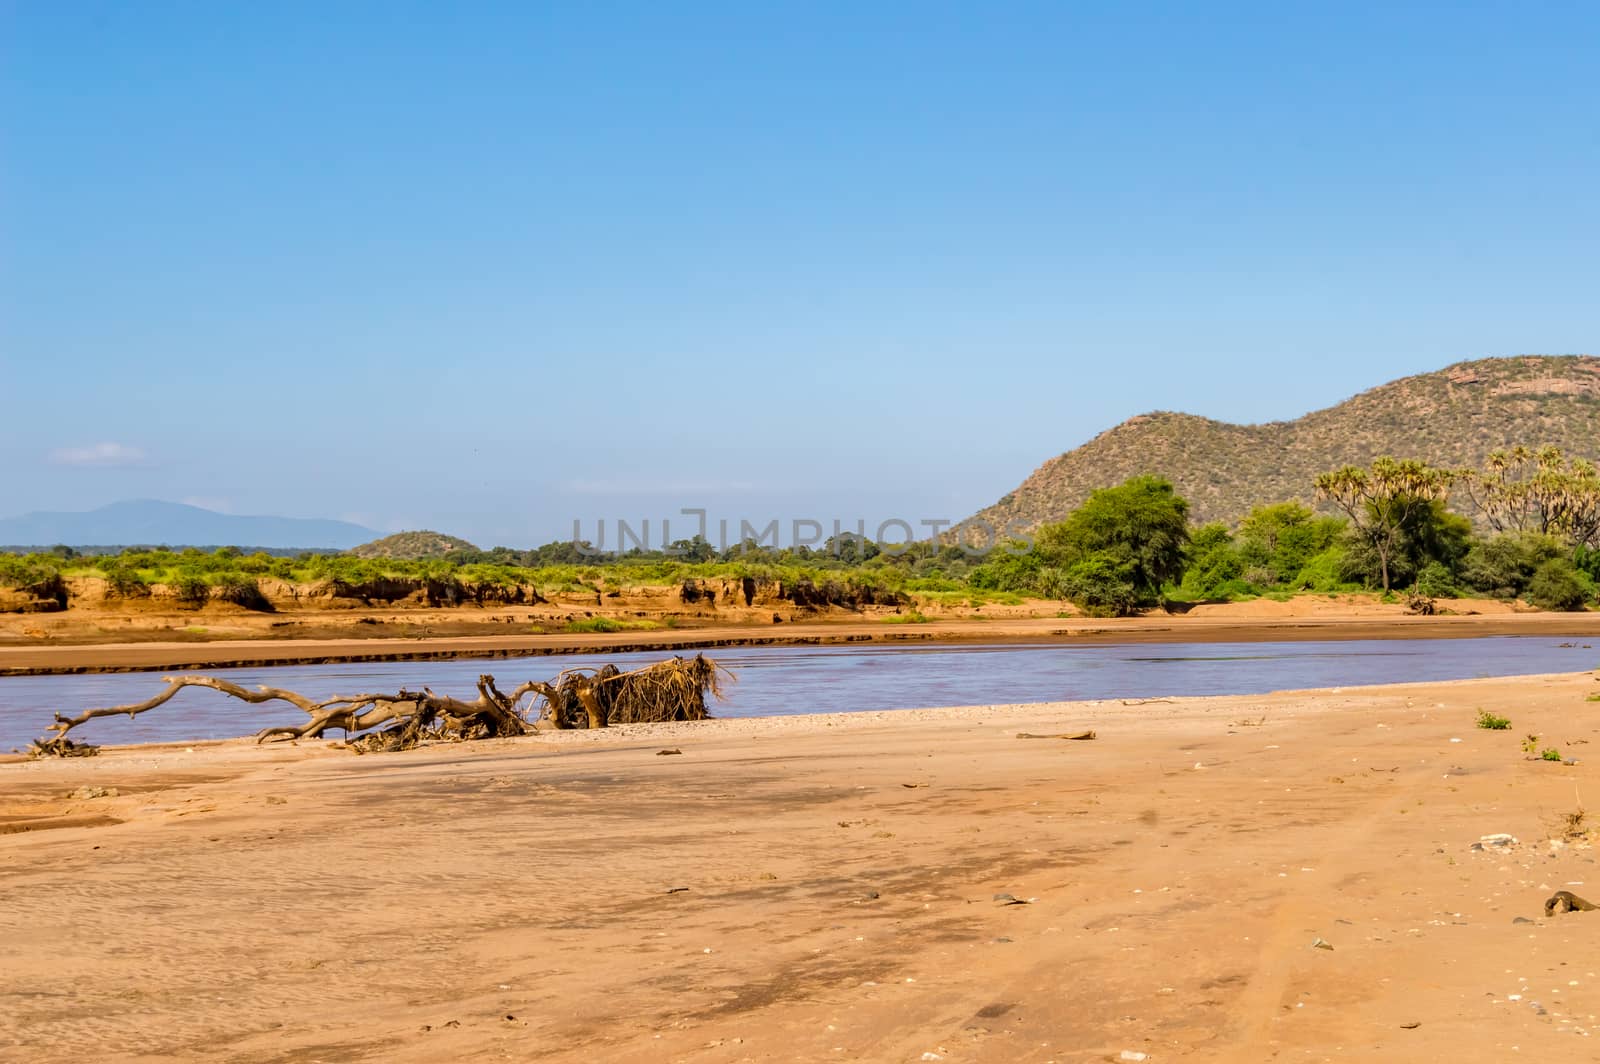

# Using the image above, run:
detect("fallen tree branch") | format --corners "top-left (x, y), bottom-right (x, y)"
top-left (31, 655), bottom-right (727, 757)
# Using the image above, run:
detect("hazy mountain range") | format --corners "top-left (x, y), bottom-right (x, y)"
top-left (0, 500), bottom-right (376, 551)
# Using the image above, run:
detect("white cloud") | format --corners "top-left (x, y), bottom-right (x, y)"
top-left (48, 442), bottom-right (148, 468)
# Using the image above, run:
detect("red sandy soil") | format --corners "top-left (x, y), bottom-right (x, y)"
top-left (5, 671), bottom-right (1600, 1061)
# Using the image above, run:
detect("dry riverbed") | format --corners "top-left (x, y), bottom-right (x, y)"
top-left (4, 672), bottom-right (1600, 1061)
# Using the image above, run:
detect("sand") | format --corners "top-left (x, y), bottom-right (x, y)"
top-left (5, 669), bottom-right (1600, 1061)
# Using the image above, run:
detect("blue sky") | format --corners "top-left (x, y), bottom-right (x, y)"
top-left (2, 2), bottom-right (1596, 547)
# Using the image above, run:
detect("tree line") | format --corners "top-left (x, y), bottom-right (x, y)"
top-left (968, 446), bottom-right (1600, 615)
top-left (3, 446), bottom-right (1597, 616)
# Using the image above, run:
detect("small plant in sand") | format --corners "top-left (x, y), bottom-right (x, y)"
top-left (1559, 808), bottom-right (1589, 842)
top-left (1542, 747), bottom-right (1565, 762)
top-left (1523, 733), bottom-right (1542, 755)
top-left (1475, 709), bottom-right (1512, 730)
top-left (566, 616), bottom-right (624, 633)
top-left (884, 609), bottom-right (930, 624)
top-left (1587, 692), bottom-right (1600, 703)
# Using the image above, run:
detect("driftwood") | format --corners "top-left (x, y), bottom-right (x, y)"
top-left (1016, 730), bottom-right (1097, 741)
top-left (31, 654), bottom-right (728, 757)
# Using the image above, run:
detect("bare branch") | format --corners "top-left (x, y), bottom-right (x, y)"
top-left (32, 657), bottom-right (727, 756)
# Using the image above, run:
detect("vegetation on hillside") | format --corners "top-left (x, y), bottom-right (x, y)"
top-left (5, 441), bottom-right (1599, 621)
top-left (348, 530), bottom-right (481, 560)
top-left (964, 355), bottom-right (1600, 530)
top-left (966, 446), bottom-right (1600, 615)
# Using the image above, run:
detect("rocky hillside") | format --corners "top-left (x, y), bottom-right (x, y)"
top-left (347, 530), bottom-right (478, 560)
top-left (963, 355), bottom-right (1600, 531)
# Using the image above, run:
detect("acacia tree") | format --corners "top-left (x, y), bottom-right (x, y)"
top-left (1036, 475), bottom-right (1191, 612)
top-left (1314, 457), bottom-right (1456, 592)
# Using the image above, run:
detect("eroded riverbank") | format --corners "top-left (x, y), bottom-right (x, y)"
top-left (5, 610), bottom-right (1600, 676)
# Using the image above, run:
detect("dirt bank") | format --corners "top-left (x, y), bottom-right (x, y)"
top-left (2, 609), bottom-right (1599, 676)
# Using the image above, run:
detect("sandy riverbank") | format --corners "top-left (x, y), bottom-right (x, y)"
top-left (4, 608), bottom-right (1600, 675)
top-left (5, 670), bottom-right (1600, 1061)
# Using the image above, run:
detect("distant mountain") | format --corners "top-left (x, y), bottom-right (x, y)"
top-left (348, 530), bottom-right (478, 559)
top-left (0, 500), bottom-right (377, 551)
top-left (961, 355), bottom-right (1600, 531)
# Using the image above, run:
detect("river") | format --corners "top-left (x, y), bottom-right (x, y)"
top-left (2, 635), bottom-right (1595, 750)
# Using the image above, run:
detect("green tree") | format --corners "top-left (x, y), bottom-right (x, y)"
top-left (1336, 500), bottom-right (1470, 591)
top-left (1527, 558), bottom-right (1594, 612)
top-left (823, 533), bottom-right (880, 564)
top-left (1459, 532), bottom-right (1566, 598)
top-left (1036, 475), bottom-right (1191, 604)
top-left (1181, 522), bottom-right (1245, 599)
top-left (1238, 502), bottom-right (1345, 585)
top-left (1061, 554), bottom-right (1140, 616)
top-left (968, 544), bottom-right (1043, 592)
top-left (1462, 446), bottom-right (1600, 549)
top-left (1314, 458), bottom-right (1456, 591)
top-left (667, 536), bottom-right (717, 563)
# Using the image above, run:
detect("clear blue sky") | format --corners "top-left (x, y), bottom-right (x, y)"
top-left (3, 1), bottom-right (1595, 547)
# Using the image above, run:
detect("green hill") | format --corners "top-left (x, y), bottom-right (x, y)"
top-left (347, 530), bottom-right (478, 560)
top-left (962, 355), bottom-right (1600, 532)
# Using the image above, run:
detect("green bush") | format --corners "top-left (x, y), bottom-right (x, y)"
top-left (102, 564), bottom-right (149, 598)
top-left (171, 572), bottom-right (210, 607)
top-left (1238, 503), bottom-right (1346, 585)
top-left (1413, 562), bottom-right (1460, 599)
top-left (565, 617), bottom-right (623, 633)
top-left (1475, 709), bottom-right (1512, 730)
top-left (1211, 577), bottom-right (1260, 600)
top-left (1576, 545), bottom-right (1600, 585)
top-left (967, 545), bottom-right (1043, 593)
top-left (1527, 558), bottom-right (1594, 612)
top-left (1061, 553), bottom-right (1140, 617)
top-left (209, 571), bottom-right (273, 611)
top-left (1033, 566), bottom-right (1068, 600)
top-left (1460, 533), bottom-right (1565, 598)
top-left (1290, 546), bottom-right (1355, 593)
top-left (1180, 523), bottom-right (1245, 599)
top-left (0, 555), bottom-right (60, 589)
